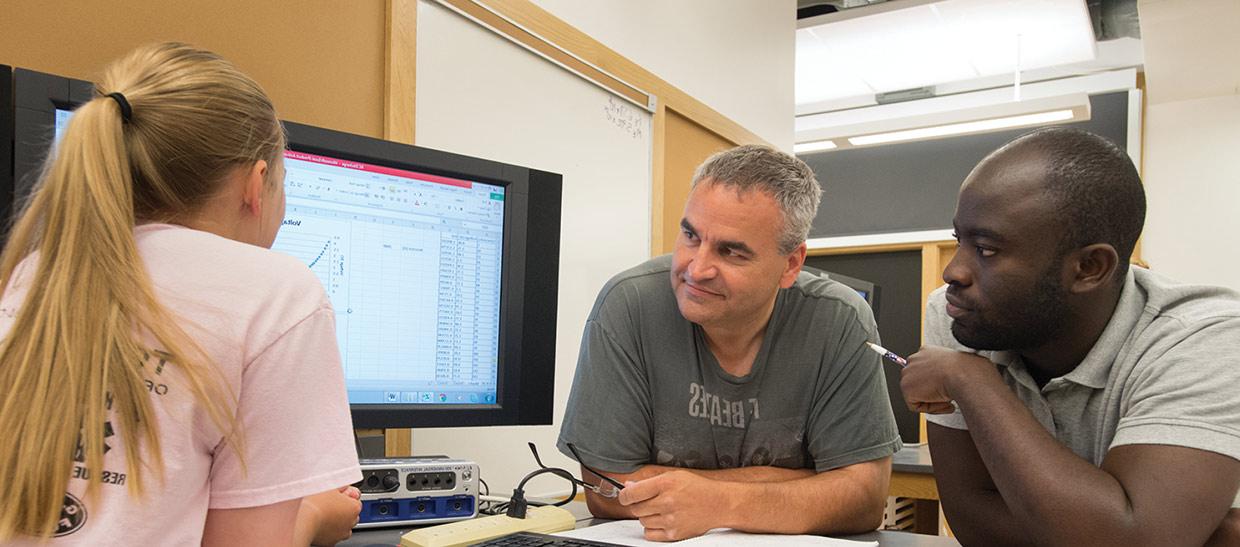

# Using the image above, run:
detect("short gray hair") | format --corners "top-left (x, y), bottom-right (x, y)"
top-left (691, 144), bottom-right (822, 254)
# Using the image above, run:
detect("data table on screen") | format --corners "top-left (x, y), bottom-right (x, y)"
top-left (271, 150), bottom-right (504, 405)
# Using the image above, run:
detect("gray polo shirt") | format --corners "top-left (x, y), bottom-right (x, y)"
top-left (925, 267), bottom-right (1240, 504)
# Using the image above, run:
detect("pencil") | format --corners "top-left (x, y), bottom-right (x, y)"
top-left (866, 342), bottom-right (908, 368)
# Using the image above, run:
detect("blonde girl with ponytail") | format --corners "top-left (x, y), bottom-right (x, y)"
top-left (0, 43), bottom-right (361, 545)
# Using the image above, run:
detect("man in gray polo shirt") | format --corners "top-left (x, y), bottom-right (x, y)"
top-left (558, 145), bottom-right (901, 541)
top-left (901, 127), bottom-right (1240, 546)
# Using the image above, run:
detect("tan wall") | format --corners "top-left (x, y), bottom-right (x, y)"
top-left (654, 108), bottom-right (736, 254)
top-left (0, 0), bottom-right (386, 138)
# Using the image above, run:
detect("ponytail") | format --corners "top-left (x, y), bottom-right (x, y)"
top-left (0, 43), bottom-right (283, 540)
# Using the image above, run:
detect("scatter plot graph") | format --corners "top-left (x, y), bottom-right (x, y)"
top-left (270, 216), bottom-right (351, 299)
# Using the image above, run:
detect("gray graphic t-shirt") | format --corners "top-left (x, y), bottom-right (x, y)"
top-left (557, 255), bottom-right (901, 474)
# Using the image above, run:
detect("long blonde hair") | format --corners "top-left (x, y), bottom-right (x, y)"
top-left (0, 43), bottom-right (285, 540)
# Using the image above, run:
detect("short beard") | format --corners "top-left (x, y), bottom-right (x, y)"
top-left (951, 264), bottom-right (1070, 352)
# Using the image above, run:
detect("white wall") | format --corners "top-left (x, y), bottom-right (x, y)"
top-left (1142, 94), bottom-right (1240, 290)
top-left (1138, 0), bottom-right (1240, 290)
top-left (530, 0), bottom-right (797, 150)
top-left (410, 0), bottom-right (653, 496)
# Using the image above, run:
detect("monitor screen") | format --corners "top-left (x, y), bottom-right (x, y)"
top-left (281, 121), bottom-right (562, 429)
top-left (273, 150), bottom-right (506, 407)
top-left (54, 107), bottom-right (73, 141)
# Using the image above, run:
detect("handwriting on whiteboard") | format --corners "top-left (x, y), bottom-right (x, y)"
top-left (603, 96), bottom-right (644, 140)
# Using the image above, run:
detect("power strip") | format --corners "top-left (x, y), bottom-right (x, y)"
top-left (399, 505), bottom-right (576, 547)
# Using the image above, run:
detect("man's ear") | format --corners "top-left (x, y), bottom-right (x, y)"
top-left (241, 160), bottom-right (269, 216)
top-left (780, 242), bottom-right (807, 289)
top-left (1067, 243), bottom-right (1120, 294)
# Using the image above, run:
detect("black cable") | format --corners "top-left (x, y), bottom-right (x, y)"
top-left (516, 467), bottom-right (578, 507)
top-left (482, 444), bottom-right (585, 518)
top-left (505, 466), bottom-right (579, 518)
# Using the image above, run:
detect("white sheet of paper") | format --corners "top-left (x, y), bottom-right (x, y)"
top-left (556, 519), bottom-right (879, 547)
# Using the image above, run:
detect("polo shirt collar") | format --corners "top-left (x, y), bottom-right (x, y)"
top-left (981, 269), bottom-right (1140, 391)
top-left (1059, 269), bottom-right (1142, 389)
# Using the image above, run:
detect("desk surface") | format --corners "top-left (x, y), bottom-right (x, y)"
top-left (343, 526), bottom-right (960, 547)
top-left (893, 443), bottom-right (933, 474)
top-left (342, 502), bottom-right (960, 547)
top-left (348, 448), bottom-right (942, 546)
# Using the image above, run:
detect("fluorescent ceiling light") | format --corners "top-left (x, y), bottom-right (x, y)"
top-left (793, 140), bottom-right (838, 153)
top-left (795, 0), bottom-right (1096, 106)
top-left (795, 92), bottom-right (1091, 151)
top-left (849, 109), bottom-right (1075, 146)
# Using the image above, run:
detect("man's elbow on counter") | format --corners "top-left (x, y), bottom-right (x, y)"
top-left (853, 497), bottom-right (888, 534)
top-left (808, 487), bottom-right (887, 536)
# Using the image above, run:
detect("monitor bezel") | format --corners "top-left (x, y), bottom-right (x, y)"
top-left (282, 121), bottom-right (562, 429)
top-left (803, 266), bottom-right (881, 318)
top-left (1, 65), bottom-right (93, 242)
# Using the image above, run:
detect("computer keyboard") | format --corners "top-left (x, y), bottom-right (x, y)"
top-left (470, 531), bottom-right (625, 547)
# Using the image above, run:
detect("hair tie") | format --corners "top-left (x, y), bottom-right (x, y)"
top-left (106, 92), bottom-right (133, 123)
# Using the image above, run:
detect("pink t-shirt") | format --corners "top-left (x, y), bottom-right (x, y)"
top-left (3, 224), bottom-right (361, 545)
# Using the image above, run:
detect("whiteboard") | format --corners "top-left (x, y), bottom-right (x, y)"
top-left (411, 0), bottom-right (653, 495)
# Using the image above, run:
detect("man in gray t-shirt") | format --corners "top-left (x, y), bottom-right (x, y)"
top-left (901, 128), bottom-right (1240, 546)
top-left (558, 145), bottom-right (901, 541)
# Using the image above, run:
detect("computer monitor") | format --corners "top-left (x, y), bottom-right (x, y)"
top-left (3, 63), bottom-right (564, 430)
top-left (1, 65), bottom-right (93, 240)
top-left (802, 267), bottom-right (881, 318)
top-left (278, 121), bottom-right (563, 429)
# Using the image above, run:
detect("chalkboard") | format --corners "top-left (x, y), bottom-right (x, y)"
top-left (806, 252), bottom-right (923, 444)
top-left (803, 91), bottom-right (1130, 238)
